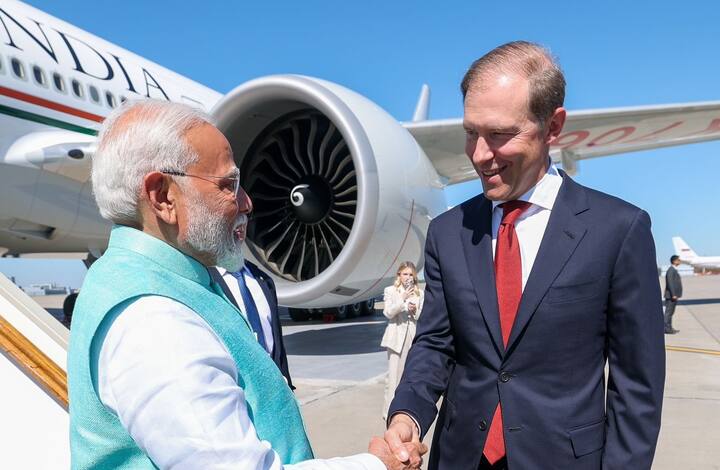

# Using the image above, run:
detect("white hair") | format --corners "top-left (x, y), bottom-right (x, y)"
top-left (91, 99), bottom-right (213, 225)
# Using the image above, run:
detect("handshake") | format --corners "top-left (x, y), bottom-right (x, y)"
top-left (368, 413), bottom-right (427, 470)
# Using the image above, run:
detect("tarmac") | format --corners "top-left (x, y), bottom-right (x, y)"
top-left (34, 274), bottom-right (720, 468)
top-left (284, 275), bottom-right (720, 468)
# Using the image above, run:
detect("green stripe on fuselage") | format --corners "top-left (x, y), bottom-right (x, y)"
top-left (0, 103), bottom-right (98, 136)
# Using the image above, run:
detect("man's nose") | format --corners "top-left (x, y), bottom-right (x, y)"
top-left (237, 187), bottom-right (253, 214)
top-left (470, 137), bottom-right (494, 165)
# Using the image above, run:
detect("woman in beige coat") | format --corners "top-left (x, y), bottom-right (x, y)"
top-left (381, 261), bottom-right (424, 420)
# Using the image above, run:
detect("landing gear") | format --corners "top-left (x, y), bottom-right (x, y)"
top-left (348, 302), bottom-right (363, 318)
top-left (335, 304), bottom-right (349, 320)
top-left (288, 308), bottom-right (312, 322)
top-left (361, 298), bottom-right (376, 316)
top-left (287, 299), bottom-right (376, 322)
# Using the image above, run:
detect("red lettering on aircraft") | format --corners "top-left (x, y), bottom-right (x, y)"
top-left (586, 127), bottom-right (635, 147)
top-left (625, 121), bottom-right (684, 143)
top-left (695, 118), bottom-right (720, 135)
top-left (552, 130), bottom-right (590, 148)
top-left (553, 118), bottom-right (720, 150)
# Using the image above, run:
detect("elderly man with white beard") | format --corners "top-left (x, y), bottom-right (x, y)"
top-left (67, 100), bottom-right (423, 470)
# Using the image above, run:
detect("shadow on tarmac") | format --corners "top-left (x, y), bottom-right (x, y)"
top-left (284, 321), bottom-right (386, 355)
top-left (46, 308), bottom-right (64, 321)
top-left (678, 298), bottom-right (720, 306)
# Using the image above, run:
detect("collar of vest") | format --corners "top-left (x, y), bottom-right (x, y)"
top-left (109, 225), bottom-right (212, 287)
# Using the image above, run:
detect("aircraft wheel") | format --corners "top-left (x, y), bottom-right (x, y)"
top-left (361, 298), bottom-right (376, 316)
top-left (348, 302), bottom-right (363, 318)
top-left (288, 308), bottom-right (311, 321)
top-left (334, 305), bottom-right (348, 320)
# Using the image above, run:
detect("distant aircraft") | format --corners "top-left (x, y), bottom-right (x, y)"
top-left (672, 237), bottom-right (720, 270)
top-left (3, 0), bottom-right (720, 309)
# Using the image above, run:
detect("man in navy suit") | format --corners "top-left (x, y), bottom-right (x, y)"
top-left (210, 260), bottom-right (294, 389)
top-left (385, 41), bottom-right (665, 469)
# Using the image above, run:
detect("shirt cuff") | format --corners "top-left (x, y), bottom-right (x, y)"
top-left (388, 411), bottom-right (422, 436)
top-left (352, 453), bottom-right (387, 470)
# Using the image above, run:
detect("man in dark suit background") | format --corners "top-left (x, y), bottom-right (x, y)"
top-left (384, 41), bottom-right (665, 469)
top-left (664, 255), bottom-right (683, 334)
top-left (210, 259), bottom-right (294, 389)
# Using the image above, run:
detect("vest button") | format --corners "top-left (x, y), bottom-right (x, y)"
top-left (479, 419), bottom-right (488, 431)
top-left (500, 371), bottom-right (511, 383)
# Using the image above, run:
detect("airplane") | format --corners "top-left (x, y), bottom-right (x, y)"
top-left (3, 1), bottom-right (720, 468)
top-left (672, 237), bottom-right (720, 271)
top-left (2, 0), bottom-right (720, 316)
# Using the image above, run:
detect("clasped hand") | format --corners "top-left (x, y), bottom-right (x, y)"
top-left (368, 414), bottom-right (427, 470)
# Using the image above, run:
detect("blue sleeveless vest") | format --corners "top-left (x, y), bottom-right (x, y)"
top-left (68, 226), bottom-right (313, 469)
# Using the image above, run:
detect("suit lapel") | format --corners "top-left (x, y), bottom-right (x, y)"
top-left (505, 175), bottom-right (588, 353)
top-left (246, 262), bottom-right (279, 357)
top-left (460, 196), bottom-right (504, 355)
top-left (209, 267), bottom-right (241, 310)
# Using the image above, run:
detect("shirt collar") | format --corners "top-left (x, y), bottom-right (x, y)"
top-left (215, 264), bottom-right (248, 277)
top-left (491, 161), bottom-right (562, 212)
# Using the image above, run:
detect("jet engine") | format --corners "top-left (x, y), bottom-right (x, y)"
top-left (212, 75), bottom-right (446, 307)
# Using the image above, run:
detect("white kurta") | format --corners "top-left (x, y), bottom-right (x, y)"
top-left (97, 295), bottom-right (384, 470)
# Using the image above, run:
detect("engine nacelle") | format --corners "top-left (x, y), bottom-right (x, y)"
top-left (212, 75), bottom-right (446, 307)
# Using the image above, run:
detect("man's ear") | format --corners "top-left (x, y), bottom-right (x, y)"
top-left (143, 172), bottom-right (177, 225)
top-left (544, 107), bottom-right (567, 145)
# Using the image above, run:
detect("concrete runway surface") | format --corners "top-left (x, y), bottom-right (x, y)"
top-left (286, 275), bottom-right (720, 468)
top-left (37, 275), bottom-right (720, 468)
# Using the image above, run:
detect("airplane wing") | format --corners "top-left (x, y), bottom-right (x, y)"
top-left (404, 100), bottom-right (720, 184)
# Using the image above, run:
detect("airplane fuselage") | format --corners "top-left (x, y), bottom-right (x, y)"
top-left (0, 0), bottom-right (220, 255)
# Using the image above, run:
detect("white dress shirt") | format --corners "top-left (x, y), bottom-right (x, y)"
top-left (491, 163), bottom-right (563, 290)
top-left (97, 295), bottom-right (384, 470)
top-left (216, 265), bottom-right (275, 353)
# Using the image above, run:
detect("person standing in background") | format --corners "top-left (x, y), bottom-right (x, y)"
top-left (381, 262), bottom-right (424, 421)
top-left (664, 255), bottom-right (683, 334)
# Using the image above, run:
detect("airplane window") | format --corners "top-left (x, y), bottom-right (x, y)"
top-left (120, 95), bottom-right (127, 103)
top-left (0, 55), bottom-right (4, 74)
top-left (53, 72), bottom-right (66, 93)
top-left (105, 91), bottom-right (117, 108)
top-left (71, 79), bottom-right (84, 99)
top-left (11, 58), bottom-right (26, 79)
top-left (89, 85), bottom-right (100, 104)
top-left (32, 65), bottom-right (47, 86)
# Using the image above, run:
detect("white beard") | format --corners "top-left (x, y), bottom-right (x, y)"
top-left (184, 197), bottom-right (246, 272)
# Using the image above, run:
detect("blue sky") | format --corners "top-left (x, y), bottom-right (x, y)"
top-left (2, 0), bottom-right (720, 288)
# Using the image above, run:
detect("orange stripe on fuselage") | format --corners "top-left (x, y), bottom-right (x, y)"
top-left (0, 86), bottom-right (104, 123)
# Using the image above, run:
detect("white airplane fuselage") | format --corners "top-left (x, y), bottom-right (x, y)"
top-left (0, 0), bottom-right (220, 255)
top-left (672, 237), bottom-right (720, 270)
top-left (679, 256), bottom-right (720, 270)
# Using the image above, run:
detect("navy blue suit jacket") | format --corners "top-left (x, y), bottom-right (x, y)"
top-left (210, 262), bottom-right (294, 389)
top-left (389, 173), bottom-right (665, 469)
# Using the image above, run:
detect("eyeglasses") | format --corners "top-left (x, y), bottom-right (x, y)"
top-left (161, 169), bottom-right (241, 198)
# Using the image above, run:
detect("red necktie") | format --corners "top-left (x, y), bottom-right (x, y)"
top-left (483, 200), bottom-right (531, 465)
